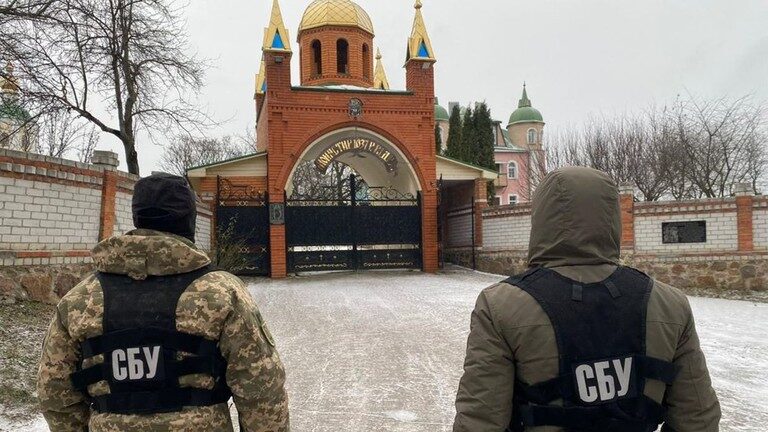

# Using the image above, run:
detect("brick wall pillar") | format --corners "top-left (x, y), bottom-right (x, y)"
top-left (735, 183), bottom-right (755, 252)
top-left (270, 195), bottom-right (287, 279)
top-left (619, 184), bottom-right (635, 252)
top-left (474, 178), bottom-right (488, 249)
top-left (93, 151), bottom-right (120, 240)
top-left (421, 189), bottom-right (439, 273)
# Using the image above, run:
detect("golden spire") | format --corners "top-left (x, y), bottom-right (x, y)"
top-left (373, 48), bottom-right (390, 90)
top-left (255, 60), bottom-right (267, 95)
top-left (407, 0), bottom-right (435, 62)
top-left (1, 62), bottom-right (19, 93)
top-left (262, 0), bottom-right (292, 52)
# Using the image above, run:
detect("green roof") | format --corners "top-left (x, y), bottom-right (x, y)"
top-left (434, 98), bottom-right (449, 121)
top-left (508, 106), bottom-right (544, 126)
top-left (508, 84), bottom-right (544, 126)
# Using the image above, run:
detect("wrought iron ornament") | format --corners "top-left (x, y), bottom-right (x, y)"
top-left (218, 178), bottom-right (268, 206)
top-left (285, 174), bottom-right (422, 273)
top-left (216, 176), bottom-right (270, 276)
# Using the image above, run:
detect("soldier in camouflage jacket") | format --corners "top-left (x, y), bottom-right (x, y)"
top-left (37, 174), bottom-right (289, 432)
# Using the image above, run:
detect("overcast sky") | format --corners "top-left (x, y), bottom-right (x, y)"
top-left (105, 0), bottom-right (768, 174)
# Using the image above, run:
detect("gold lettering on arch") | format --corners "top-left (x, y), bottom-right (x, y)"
top-left (314, 138), bottom-right (399, 174)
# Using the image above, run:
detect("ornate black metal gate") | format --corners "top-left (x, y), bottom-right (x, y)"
top-left (216, 177), bottom-right (270, 276)
top-left (286, 175), bottom-right (422, 272)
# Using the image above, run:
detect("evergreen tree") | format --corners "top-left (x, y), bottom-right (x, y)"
top-left (472, 102), bottom-right (497, 199)
top-left (460, 106), bottom-right (475, 164)
top-left (474, 102), bottom-right (496, 169)
top-left (445, 105), bottom-right (463, 160)
top-left (435, 124), bottom-right (442, 155)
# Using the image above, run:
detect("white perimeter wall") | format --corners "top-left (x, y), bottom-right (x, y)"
top-left (0, 177), bottom-right (102, 251)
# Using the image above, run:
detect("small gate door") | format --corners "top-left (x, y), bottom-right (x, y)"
top-left (286, 175), bottom-right (421, 273)
top-left (216, 177), bottom-right (270, 275)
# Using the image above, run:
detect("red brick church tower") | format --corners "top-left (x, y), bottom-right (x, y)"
top-left (188, 0), bottom-right (494, 278)
top-left (256, 0), bottom-right (439, 278)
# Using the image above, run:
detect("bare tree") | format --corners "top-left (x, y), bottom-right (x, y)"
top-left (0, 0), bottom-right (56, 23)
top-left (1, 0), bottom-right (209, 175)
top-left (545, 94), bottom-right (768, 200)
top-left (290, 160), bottom-right (356, 202)
top-left (160, 135), bottom-right (252, 176)
top-left (34, 109), bottom-right (99, 158)
top-left (676, 95), bottom-right (767, 197)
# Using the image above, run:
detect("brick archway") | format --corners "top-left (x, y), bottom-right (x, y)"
top-left (274, 121), bottom-right (430, 198)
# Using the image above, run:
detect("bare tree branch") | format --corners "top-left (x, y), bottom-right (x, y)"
top-left (1, 0), bottom-right (211, 174)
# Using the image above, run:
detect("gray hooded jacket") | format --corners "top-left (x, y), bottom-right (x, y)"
top-left (453, 167), bottom-right (720, 432)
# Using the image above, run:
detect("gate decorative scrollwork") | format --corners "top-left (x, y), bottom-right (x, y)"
top-left (218, 178), bottom-right (268, 206)
top-left (286, 174), bottom-right (422, 273)
top-left (216, 177), bottom-right (270, 276)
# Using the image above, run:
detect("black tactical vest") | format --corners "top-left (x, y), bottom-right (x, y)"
top-left (505, 267), bottom-right (679, 432)
top-left (70, 266), bottom-right (232, 415)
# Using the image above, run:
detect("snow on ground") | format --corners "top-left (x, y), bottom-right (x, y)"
top-left (5, 268), bottom-right (767, 431)
top-left (248, 268), bottom-right (768, 432)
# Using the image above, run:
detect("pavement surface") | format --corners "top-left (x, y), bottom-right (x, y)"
top-left (8, 268), bottom-right (768, 431)
top-left (248, 268), bottom-right (768, 432)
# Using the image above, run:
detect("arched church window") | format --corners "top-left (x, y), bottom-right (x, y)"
top-left (337, 39), bottom-right (349, 74)
top-left (362, 44), bottom-right (371, 80)
top-left (311, 40), bottom-right (322, 76)
top-left (507, 161), bottom-right (518, 180)
top-left (527, 128), bottom-right (538, 145)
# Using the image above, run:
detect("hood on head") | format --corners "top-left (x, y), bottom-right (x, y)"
top-left (528, 167), bottom-right (621, 268)
top-left (91, 229), bottom-right (211, 280)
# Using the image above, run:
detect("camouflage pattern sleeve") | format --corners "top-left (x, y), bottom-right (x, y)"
top-left (218, 274), bottom-right (290, 432)
top-left (37, 305), bottom-right (90, 432)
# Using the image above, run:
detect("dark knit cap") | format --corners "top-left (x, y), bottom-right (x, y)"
top-left (132, 173), bottom-right (197, 242)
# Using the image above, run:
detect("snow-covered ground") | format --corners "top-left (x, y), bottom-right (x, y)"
top-left (7, 268), bottom-right (767, 431)
top-left (250, 268), bottom-right (768, 432)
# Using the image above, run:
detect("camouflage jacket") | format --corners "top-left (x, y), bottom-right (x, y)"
top-left (37, 229), bottom-right (290, 432)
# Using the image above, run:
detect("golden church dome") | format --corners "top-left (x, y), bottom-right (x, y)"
top-left (298, 0), bottom-right (374, 36)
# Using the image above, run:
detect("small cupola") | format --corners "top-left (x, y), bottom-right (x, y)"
top-left (297, 0), bottom-right (376, 87)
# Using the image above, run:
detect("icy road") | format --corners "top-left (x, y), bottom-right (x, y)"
top-left (10, 268), bottom-right (767, 432)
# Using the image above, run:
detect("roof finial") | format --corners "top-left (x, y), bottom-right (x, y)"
top-left (1, 61), bottom-right (19, 94)
top-left (518, 83), bottom-right (532, 108)
top-left (374, 48), bottom-right (390, 90)
top-left (255, 60), bottom-right (267, 95)
top-left (407, 0), bottom-right (436, 62)
top-left (262, 0), bottom-right (291, 52)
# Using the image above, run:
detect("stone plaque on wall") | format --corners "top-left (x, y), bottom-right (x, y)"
top-left (662, 221), bottom-right (707, 244)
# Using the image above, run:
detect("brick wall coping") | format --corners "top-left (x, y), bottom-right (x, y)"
top-left (116, 171), bottom-right (139, 182)
top-left (0, 148), bottom-right (138, 182)
top-left (0, 158), bottom-right (104, 187)
top-left (479, 197), bottom-right (765, 218)
top-left (753, 197), bottom-right (768, 209)
top-left (466, 247), bottom-right (768, 260)
top-left (0, 148), bottom-right (108, 172)
top-left (483, 203), bottom-right (533, 218)
top-left (0, 249), bottom-right (91, 259)
top-left (634, 199), bottom-right (737, 216)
